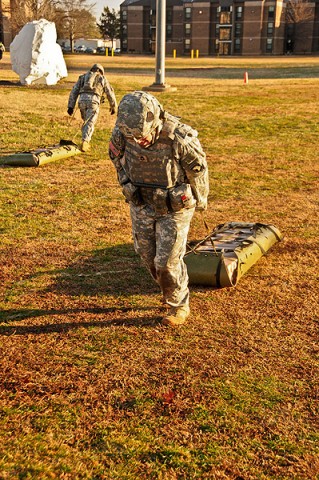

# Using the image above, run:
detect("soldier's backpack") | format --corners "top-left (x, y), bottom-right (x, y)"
top-left (80, 71), bottom-right (103, 96)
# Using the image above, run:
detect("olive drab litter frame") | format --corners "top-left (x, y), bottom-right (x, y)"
top-left (0, 141), bottom-right (82, 167)
top-left (184, 222), bottom-right (283, 287)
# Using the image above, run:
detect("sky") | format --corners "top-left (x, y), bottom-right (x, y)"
top-left (94, 0), bottom-right (122, 19)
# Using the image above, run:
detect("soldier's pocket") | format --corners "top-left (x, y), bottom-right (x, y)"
top-left (169, 183), bottom-right (196, 212)
top-left (153, 188), bottom-right (169, 215)
top-left (122, 182), bottom-right (143, 206)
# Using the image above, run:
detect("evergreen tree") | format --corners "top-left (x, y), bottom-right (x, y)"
top-left (97, 7), bottom-right (120, 49)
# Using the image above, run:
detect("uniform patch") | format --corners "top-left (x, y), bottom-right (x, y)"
top-left (109, 141), bottom-right (120, 157)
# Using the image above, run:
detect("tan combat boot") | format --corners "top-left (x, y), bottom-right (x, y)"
top-left (81, 140), bottom-right (90, 152)
top-left (162, 305), bottom-right (190, 327)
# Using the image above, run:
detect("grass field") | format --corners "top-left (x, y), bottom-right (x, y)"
top-left (0, 53), bottom-right (318, 479)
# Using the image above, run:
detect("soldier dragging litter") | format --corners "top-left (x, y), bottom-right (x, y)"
top-left (109, 91), bottom-right (209, 326)
top-left (67, 63), bottom-right (117, 152)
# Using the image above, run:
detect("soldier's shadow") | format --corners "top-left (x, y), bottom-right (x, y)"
top-left (50, 243), bottom-right (157, 298)
top-left (0, 244), bottom-right (161, 334)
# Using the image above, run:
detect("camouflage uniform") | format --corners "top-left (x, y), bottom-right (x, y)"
top-left (109, 91), bottom-right (209, 321)
top-left (130, 204), bottom-right (195, 307)
top-left (67, 63), bottom-right (117, 145)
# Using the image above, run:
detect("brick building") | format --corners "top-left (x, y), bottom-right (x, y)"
top-left (120, 0), bottom-right (319, 55)
top-left (0, 0), bottom-right (13, 47)
top-left (0, 1), bottom-right (34, 48)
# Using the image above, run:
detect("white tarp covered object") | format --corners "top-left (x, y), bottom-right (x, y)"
top-left (10, 18), bottom-right (67, 85)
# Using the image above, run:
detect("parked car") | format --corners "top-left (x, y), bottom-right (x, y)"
top-left (61, 46), bottom-right (71, 53)
top-left (96, 46), bottom-right (106, 55)
top-left (114, 48), bottom-right (121, 55)
top-left (96, 47), bottom-right (114, 55)
top-left (74, 45), bottom-right (86, 53)
top-left (85, 47), bottom-right (97, 54)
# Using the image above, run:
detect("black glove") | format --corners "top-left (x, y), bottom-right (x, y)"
top-left (67, 107), bottom-right (74, 116)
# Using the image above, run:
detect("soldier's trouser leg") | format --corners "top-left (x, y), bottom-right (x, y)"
top-left (78, 101), bottom-right (99, 142)
top-left (130, 204), bottom-right (194, 308)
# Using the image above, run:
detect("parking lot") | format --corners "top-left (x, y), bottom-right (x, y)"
top-left (61, 45), bottom-right (121, 55)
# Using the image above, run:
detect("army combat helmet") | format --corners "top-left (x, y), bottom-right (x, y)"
top-left (90, 63), bottom-right (104, 75)
top-left (116, 91), bottom-right (165, 141)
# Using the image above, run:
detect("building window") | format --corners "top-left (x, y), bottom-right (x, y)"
top-left (267, 22), bottom-right (274, 36)
top-left (185, 7), bottom-right (191, 20)
top-left (167, 24), bottom-right (172, 39)
top-left (185, 23), bottom-right (191, 35)
top-left (167, 8), bottom-right (173, 23)
top-left (234, 38), bottom-right (241, 53)
top-left (122, 24), bottom-right (127, 35)
top-left (235, 6), bottom-right (243, 20)
top-left (122, 10), bottom-right (127, 21)
top-left (185, 38), bottom-right (191, 50)
top-left (219, 27), bottom-right (231, 41)
top-left (266, 38), bottom-right (273, 52)
top-left (235, 23), bottom-right (241, 36)
top-left (150, 10), bottom-right (156, 27)
top-left (286, 23), bottom-right (294, 53)
top-left (218, 6), bottom-right (232, 25)
top-left (268, 6), bottom-right (275, 19)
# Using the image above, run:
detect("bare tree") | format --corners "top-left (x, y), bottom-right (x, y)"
top-left (55, 1), bottom-right (99, 51)
top-left (285, 0), bottom-right (314, 24)
top-left (285, 0), bottom-right (314, 53)
top-left (9, 0), bottom-right (98, 50)
top-left (10, 0), bottom-right (59, 34)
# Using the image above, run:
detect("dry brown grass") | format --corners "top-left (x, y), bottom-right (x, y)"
top-left (0, 53), bottom-right (318, 479)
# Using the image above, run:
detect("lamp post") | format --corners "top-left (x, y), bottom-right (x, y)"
top-left (155, 0), bottom-right (166, 86)
top-left (143, 0), bottom-right (176, 92)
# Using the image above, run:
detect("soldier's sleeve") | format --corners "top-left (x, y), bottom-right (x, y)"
top-left (109, 126), bottom-right (128, 185)
top-left (67, 76), bottom-right (82, 109)
top-left (103, 77), bottom-right (118, 112)
top-left (174, 125), bottom-right (209, 211)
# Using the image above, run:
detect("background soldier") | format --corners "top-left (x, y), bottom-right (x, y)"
top-left (109, 91), bottom-right (209, 326)
top-left (67, 63), bottom-right (117, 152)
top-left (0, 42), bottom-right (5, 60)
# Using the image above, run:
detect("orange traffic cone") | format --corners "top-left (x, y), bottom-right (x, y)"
top-left (244, 71), bottom-right (249, 84)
